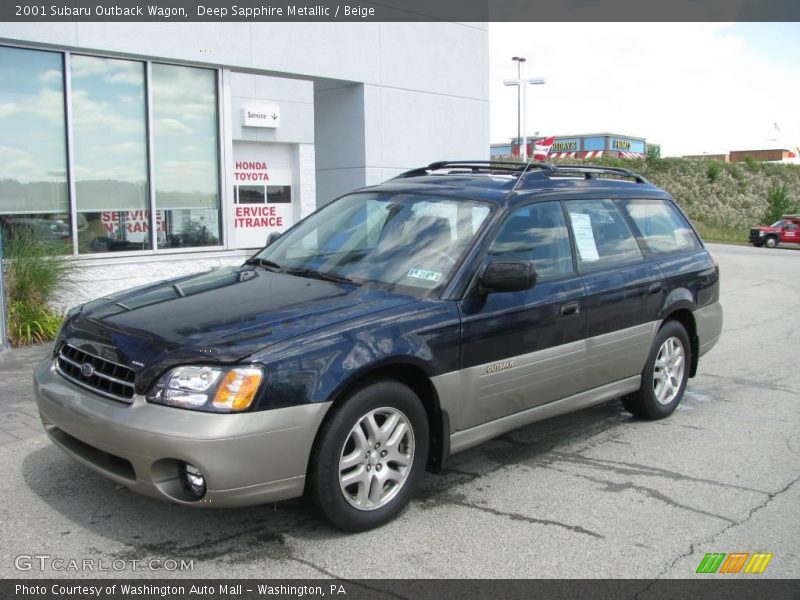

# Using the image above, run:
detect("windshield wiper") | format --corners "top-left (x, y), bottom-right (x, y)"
top-left (244, 257), bottom-right (285, 272)
top-left (285, 268), bottom-right (362, 286)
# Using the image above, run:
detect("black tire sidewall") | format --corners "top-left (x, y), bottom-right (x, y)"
top-left (308, 380), bottom-right (429, 532)
top-left (640, 321), bottom-right (691, 418)
top-left (765, 236), bottom-right (778, 248)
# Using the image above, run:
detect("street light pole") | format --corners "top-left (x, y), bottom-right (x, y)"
top-left (511, 56), bottom-right (525, 157)
top-left (521, 77), bottom-right (545, 161)
top-left (504, 69), bottom-right (546, 161)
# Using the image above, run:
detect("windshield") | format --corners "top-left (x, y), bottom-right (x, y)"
top-left (771, 221), bottom-right (784, 228)
top-left (254, 192), bottom-right (492, 294)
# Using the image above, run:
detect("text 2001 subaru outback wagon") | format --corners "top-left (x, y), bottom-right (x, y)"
top-left (35, 161), bottom-right (722, 531)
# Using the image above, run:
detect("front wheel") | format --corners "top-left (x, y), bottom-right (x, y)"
top-left (764, 236), bottom-right (779, 248)
top-left (622, 321), bottom-right (691, 419)
top-left (307, 380), bottom-right (429, 532)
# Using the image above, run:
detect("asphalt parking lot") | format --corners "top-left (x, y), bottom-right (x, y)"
top-left (0, 242), bottom-right (798, 580)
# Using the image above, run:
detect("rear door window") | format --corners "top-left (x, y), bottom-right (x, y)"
top-left (623, 199), bottom-right (701, 254)
top-left (565, 199), bottom-right (643, 273)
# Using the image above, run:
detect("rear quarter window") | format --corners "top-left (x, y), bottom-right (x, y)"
top-left (623, 199), bottom-right (701, 254)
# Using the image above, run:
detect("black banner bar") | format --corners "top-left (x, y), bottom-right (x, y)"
top-left (2, 0), bottom-right (800, 22)
top-left (4, 579), bottom-right (800, 600)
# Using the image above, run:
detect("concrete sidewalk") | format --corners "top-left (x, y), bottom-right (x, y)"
top-left (0, 343), bottom-right (50, 446)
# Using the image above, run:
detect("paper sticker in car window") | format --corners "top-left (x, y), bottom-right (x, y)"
top-left (569, 212), bottom-right (600, 261)
top-left (407, 268), bottom-right (442, 282)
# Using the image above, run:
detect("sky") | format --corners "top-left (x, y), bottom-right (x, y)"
top-left (489, 23), bottom-right (800, 156)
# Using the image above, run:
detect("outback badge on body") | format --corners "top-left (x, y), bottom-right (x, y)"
top-left (486, 360), bottom-right (514, 374)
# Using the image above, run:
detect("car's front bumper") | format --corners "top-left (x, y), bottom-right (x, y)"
top-left (33, 356), bottom-right (331, 507)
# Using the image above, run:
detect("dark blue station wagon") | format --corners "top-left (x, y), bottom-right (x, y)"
top-left (34, 161), bottom-right (722, 531)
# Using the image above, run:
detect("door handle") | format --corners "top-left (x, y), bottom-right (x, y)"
top-left (649, 282), bottom-right (663, 295)
top-left (561, 301), bottom-right (580, 316)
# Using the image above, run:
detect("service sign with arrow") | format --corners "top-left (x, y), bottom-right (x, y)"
top-left (243, 104), bottom-right (281, 128)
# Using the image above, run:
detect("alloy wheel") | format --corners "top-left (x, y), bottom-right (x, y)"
top-left (653, 336), bottom-right (686, 405)
top-left (338, 407), bottom-right (415, 511)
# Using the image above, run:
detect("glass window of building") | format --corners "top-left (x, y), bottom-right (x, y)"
top-left (70, 55), bottom-right (149, 254)
top-left (151, 64), bottom-right (221, 249)
top-left (266, 186), bottom-right (291, 204)
top-left (237, 186), bottom-right (266, 204)
top-left (0, 46), bottom-right (70, 249)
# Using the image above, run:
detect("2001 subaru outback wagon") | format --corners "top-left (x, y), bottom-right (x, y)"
top-left (35, 161), bottom-right (722, 531)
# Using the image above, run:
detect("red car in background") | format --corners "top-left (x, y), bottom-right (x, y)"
top-left (749, 215), bottom-right (800, 248)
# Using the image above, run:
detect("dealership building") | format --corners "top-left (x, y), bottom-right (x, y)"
top-left (491, 133), bottom-right (647, 160)
top-left (0, 23), bottom-right (488, 308)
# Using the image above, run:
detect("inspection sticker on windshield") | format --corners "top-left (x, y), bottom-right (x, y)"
top-left (407, 268), bottom-right (442, 282)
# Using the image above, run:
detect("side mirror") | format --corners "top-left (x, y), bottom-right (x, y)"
top-left (265, 231), bottom-right (282, 246)
top-left (480, 260), bottom-right (536, 293)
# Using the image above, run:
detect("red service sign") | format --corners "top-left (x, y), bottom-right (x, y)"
top-left (102, 210), bottom-right (166, 234)
top-left (235, 205), bottom-right (284, 228)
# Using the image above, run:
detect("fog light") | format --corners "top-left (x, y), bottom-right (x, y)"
top-left (183, 463), bottom-right (206, 498)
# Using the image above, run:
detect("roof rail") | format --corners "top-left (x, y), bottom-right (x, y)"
top-left (391, 161), bottom-right (650, 186)
top-left (393, 160), bottom-right (555, 179)
top-left (544, 165), bottom-right (650, 184)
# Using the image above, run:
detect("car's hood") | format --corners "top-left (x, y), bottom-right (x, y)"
top-left (59, 265), bottom-right (418, 391)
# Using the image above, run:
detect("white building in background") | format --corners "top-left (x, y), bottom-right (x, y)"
top-left (0, 23), bottom-right (489, 308)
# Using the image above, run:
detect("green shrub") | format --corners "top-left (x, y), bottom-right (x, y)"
top-left (6, 301), bottom-right (63, 346)
top-left (744, 156), bottom-right (760, 172)
top-left (706, 161), bottom-right (721, 183)
top-left (2, 231), bottom-right (73, 346)
top-left (764, 183), bottom-right (793, 224)
top-left (646, 144), bottom-right (664, 169)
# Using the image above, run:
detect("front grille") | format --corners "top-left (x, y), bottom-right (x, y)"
top-left (56, 343), bottom-right (136, 402)
top-left (750, 228), bottom-right (761, 238)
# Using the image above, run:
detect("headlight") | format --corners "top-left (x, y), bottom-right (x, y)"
top-left (759, 231), bottom-right (765, 236)
top-left (148, 365), bottom-right (265, 413)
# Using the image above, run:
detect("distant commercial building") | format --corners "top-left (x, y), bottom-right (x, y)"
top-left (729, 148), bottom-right (797, 163)
top-left (491, 133), bottom-right (647, 159)
top-left (682, 148), bottom-right (799, 163)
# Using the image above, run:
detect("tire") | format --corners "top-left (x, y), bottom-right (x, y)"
top-left (764, 236), bottom-right (779, 248)
top-left (306, 380), bottom-right (429, 532)
top-left (622, 320), bottom-right (691, 419)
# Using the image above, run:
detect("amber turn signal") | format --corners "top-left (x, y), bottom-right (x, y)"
top-left (211, 367), bottom-right (264, 411)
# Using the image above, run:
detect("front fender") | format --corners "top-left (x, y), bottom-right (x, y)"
top-left (249, 300), bottom-right (461, 411)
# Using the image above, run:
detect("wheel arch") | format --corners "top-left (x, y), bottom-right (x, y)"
top-left (309, 359), bottom-right (447, 475)
top-left (660, 307), bottom-right (699, 377)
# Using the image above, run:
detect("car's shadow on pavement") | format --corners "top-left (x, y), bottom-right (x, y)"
top-left (21, 400), bottom-right (632, 565)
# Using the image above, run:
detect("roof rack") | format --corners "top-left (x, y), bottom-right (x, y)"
top-left (545, 165), bottom-right (650, 184)
top-left (392, 160), bottom-right (650, 186)
top-left (393, 160), bottom-right (555, 179)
